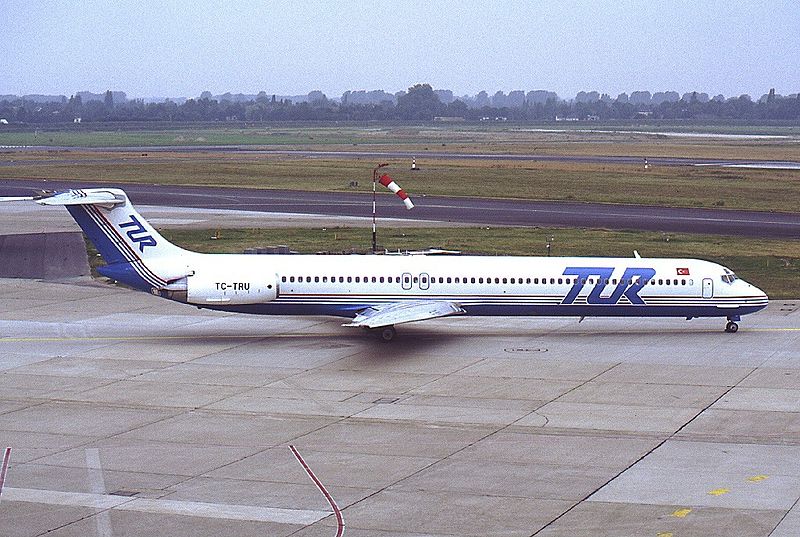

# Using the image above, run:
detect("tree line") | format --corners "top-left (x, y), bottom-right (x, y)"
top-left (1, 84), bottom-right (798, 124)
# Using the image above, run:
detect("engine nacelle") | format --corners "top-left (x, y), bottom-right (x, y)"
top-left (165, 269), bottom-right (279, 305)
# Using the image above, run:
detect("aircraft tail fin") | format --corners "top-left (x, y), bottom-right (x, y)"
top-left (36, 188), bottom-right (188, 290)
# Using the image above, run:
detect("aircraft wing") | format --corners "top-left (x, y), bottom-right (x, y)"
top-left (344, 300), bottom-right (465, 329)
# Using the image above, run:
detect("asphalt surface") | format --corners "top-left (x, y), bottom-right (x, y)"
top-left (2, 277), bottom-right (800, 537)
top-left (2, 179), bottom-right (800, 239)
top-left (2, 145), bottom-right (800, 169)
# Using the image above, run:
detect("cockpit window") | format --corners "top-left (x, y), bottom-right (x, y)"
top-left (721, 272), bottom-right (738, 284)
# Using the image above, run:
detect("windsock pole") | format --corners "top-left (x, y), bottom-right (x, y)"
top-left (372, 163), bottom-right (389, 254)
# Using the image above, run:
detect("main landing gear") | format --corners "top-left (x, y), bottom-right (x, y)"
top-left (725, 315), bottom-right (740, 333)
top-left (378, 325), bottom-right (397, 342)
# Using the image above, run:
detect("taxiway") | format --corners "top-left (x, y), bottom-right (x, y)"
top-left (0, 277), bottom-right (799, 536)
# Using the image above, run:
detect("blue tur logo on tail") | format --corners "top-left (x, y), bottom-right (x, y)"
top-left (119, 214), bottom-right (157, 252)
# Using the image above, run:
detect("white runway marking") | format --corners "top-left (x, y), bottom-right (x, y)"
top-left (85, 449), bottom-right (113, 537)
top-left (2, 488), bottom-right (331, 525)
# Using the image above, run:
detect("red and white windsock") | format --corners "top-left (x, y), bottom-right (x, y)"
top-left (378, 174), bottom-right (414, 209)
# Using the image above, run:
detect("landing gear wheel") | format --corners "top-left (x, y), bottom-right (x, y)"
top-left (379, 326), bottom-right (397, 342)
top-left (725, 321), bottom-right (739, 333)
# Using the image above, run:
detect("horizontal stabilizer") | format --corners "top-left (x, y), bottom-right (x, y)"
top-left (37, 190), bottom-right (125, 206)
top-left (0, 196), bottom-right (36, 202)
top-left (344, 300), bottom-right (465, 328)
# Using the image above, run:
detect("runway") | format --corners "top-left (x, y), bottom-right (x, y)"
top-left (2, 179), bottom-right (800, 238)
top-left (1, 277), bottom-right (799, 536)
top-left (3, 145), bottom-right (800, 170)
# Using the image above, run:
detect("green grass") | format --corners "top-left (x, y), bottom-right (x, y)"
top-left (3, 154), bottom-right (799, 212)
top-left (156, 226), bottom-right (800, 299)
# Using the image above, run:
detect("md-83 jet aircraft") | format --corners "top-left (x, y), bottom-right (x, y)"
top-left (1, 188), bottom-right (768, 341)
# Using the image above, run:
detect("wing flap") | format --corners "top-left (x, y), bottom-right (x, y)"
top-left (344, 300), bottom-right (465, 329)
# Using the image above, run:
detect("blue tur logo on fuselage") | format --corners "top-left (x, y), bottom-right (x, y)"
top-left (561, 267), bottom-right (656, 305)
top-left (119, 214), bottom-right (157, 252)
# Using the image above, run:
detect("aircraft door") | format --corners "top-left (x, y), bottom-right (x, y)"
top-left (401, 272), bottom-right (413, 290)
top-left (702, 278), bottom-right (713, 299)
top-left (419, 273), bottom-right (430, 290)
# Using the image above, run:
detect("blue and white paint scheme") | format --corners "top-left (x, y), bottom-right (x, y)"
top-left (2, 188), bottom-right (769, 340)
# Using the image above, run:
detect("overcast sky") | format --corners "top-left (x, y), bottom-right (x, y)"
top-left (2, 0), bottom-right (798, 99)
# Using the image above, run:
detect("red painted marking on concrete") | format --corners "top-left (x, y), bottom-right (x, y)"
top-left (0, 447), bottom-right (11, 501)
top-left (289, 445), bottom-right (344, 537)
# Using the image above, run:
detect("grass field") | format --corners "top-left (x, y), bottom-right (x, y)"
top-left (3, 124), bottom-right (799, 212)
top-left (3, 151), bottom-right (800, 212)
top-left (154, 226), bottom-right (800, 299)
top-left (2, 123), bottom-right (799, 159)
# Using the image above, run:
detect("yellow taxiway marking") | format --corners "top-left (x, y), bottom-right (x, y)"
top-left (657, 532), bottom-right (674, 537)
top-left (1, 327), bottom-right (798, 344)
top-left (747, 475), bottom-right (769, 483)
top-left (707, 488), bottom-right (730, 496)
top-left (671, 508), bottom-right (692, 518)
top-left (0, 334), bottom-right (315, 343)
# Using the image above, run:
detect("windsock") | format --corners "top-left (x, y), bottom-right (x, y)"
top-left (378, 174), bottom-right (414, 209)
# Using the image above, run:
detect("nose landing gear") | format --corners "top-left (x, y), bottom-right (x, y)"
top-left (725, 315), bottom-right (740, 333)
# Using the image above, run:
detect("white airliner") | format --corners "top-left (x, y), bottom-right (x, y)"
top-left (2, 188), bottom-right (768, 340)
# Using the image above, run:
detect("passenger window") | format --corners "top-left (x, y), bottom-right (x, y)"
top-left (282, 276), bottom-right (287, 282)
top-left (471, 277), bottom-right (476, 283)
top-left (379, 277), bottom-right (384, 283)
top-left (290, 276), bottom-right (295, 283)
top-left (355, 277), bottom-right (360, 283)
top-left (438, 277), bottom-right (444, 283)
top-left (455, 277), bottom-right (460, 283)
top-left (495, 278), bottom-right (500, 284)
top-left (502, 278), bottom-right (507, 284)
top-left (323, 276), bottom-right (328, 283)
top-left (314, 276), bottom-right (319, 283)
top-left (526, 278), bottom-right (531, 284)
top-left (479, 277), bottom-right (484, 283)
top-left (413, 277), bottom-right (418, 283)
top-left (447, 277), bottom-right (452, 283)
top-left (372, 276), bottom-right (377, 283)
top-left (347, 276), bottom-right (352, 283)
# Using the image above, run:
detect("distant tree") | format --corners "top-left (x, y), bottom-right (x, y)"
top-left (396, 83), bottom-right (442, 120)
top-left (491, 91), bottom-right (507, 108)
top-left (307, 90), bottom-right (327, 105)
top-left (103, 90), bottom-right (113, 109)
top-left (474, 90), bottom-right (490, 108)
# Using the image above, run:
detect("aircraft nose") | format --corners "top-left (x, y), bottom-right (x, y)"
top-left (750, 282), bottom-right (769, 302)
